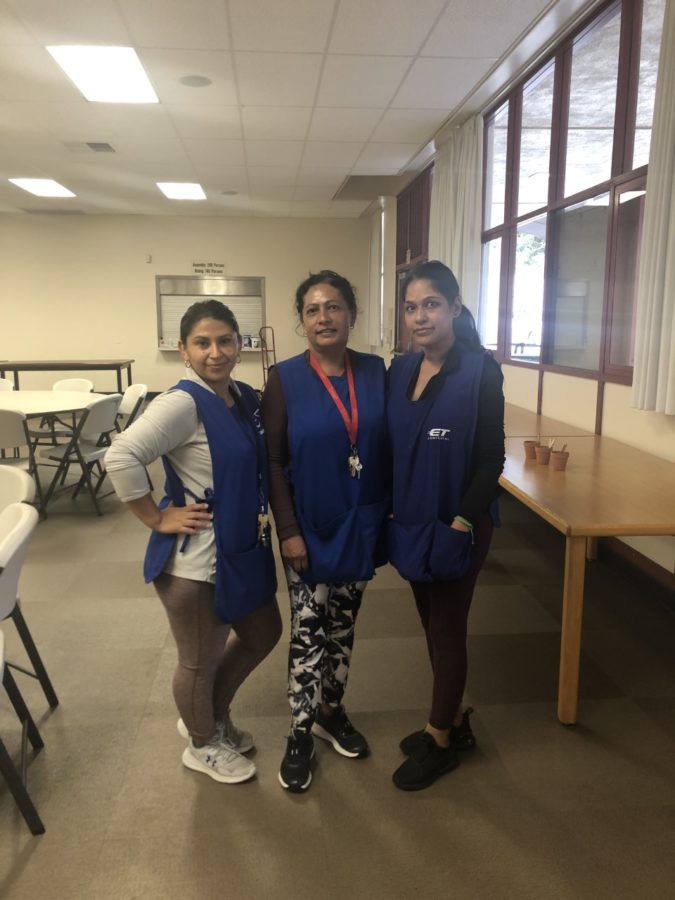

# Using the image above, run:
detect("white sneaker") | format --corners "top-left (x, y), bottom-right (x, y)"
top-left (181, 739), bottom-right (256, 784)
top-left (176, 711), bottom-right (254, 753)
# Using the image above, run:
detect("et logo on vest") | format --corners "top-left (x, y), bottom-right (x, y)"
top-left (427, 427), bottom-right (451, 441)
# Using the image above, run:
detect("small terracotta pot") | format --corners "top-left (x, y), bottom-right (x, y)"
top-left (550, 450), bottom-right (569, 471)
top-left (534, 445), bottom-right (551, 465)
top-left (524, 440), bottom-right (540, 460)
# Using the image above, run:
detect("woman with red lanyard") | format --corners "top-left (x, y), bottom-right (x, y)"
top-left (262, 270), bottom-right (388, 793)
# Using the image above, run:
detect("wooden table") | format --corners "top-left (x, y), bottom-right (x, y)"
top-left (504, 403), bottom-right (593, 438)
top-left (499, 434), bottom-right (675, 724)
top-left (0, 359), bottom-right (134, 393)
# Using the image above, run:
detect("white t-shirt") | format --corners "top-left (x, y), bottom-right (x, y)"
top-left (106, 369), bottom-right (241, 583)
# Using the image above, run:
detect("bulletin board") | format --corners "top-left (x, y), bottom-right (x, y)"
top-left (156, 275), bottom-right (265, 350)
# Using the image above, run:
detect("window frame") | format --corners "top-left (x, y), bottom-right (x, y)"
top-left (481, 0), bottom-right (653, 386)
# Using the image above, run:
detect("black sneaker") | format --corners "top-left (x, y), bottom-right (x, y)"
top-left (392, 733), bottom-right (459, 791)
top-left (312, 706), bottom-right (369, 758)
top-left (278, 733), bottom-right (314, 793)
top-left (399, 707), bottom-right (476, 756)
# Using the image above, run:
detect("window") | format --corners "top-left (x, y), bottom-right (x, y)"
top-left (481, 0), bottom-right (665, 384)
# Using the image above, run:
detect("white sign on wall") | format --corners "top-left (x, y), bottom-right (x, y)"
top-left (192, 261), bottom-right (225, 276)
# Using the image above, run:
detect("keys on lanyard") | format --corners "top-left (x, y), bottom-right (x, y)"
top-left (257, 510), bottom-right (270, 547)
top-left (348, 446), bottom-right (363, 479)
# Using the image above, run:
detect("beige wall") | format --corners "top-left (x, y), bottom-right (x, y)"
top-left (0, 213), bottom-right (371, 392)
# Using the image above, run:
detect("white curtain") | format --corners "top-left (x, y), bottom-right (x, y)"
top-left (632, 0), bottom-right (675, 414)
top-left (428, 114), bottom-right (483, 312)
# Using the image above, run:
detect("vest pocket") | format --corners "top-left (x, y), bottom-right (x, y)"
top-left (301, 499), bottom-right (388, 583)
top-left (386, 520), bottom-right (434, 583)
top-left (215, 544), bottom-right (277, 623)
top-left (428, 520), bottom-right (473, 581)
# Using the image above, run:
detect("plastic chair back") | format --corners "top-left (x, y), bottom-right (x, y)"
top-left (80, 394), bottom-right (122, 441)
top-left (0, 378), bottom-right (14, 392)
top-left (53, 378), bottom-right (94, 392)
top-left (0, 470), bottom-right (35, 509)
top-left (0, 503), bottom-right (39, 622)
top-left (0, 410), bottom-right (30, 451)
top-left (118, 384), bottom-right (148, 427)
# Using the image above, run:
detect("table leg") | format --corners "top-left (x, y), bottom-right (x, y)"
top-left (586, 537), bottom-right (599, 560)
top-left (557, 535), bottom-right (587, 725)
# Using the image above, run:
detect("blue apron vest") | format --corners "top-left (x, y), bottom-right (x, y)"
top-left (275, 351), bottom-right (388, 584)
top-left (387, 347), bottom-right (485, 583)
top-left (143, 379), bottom-right (276, 623)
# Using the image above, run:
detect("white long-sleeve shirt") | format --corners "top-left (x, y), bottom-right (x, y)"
top-left (105, 369), bottom-right (238, 583)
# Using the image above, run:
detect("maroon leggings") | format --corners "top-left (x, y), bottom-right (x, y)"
top-left (410, 515), bottom-right (493, 730)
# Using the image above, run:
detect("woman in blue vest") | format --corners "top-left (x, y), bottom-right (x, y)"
top-left (387, 260), bottom-right (504, 791)
top-left (262, 270), bottom-right (388, 793)
top-left (106, 300), bottom-right (281, 785)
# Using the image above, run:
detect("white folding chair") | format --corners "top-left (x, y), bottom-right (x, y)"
top-left (0, 378), bottom-right (15, 392)
top-left (0, 502), bottom-right (58, 710)
top-left (39, 394), bottom-right (122, 515)
top-left (52, 378), bottom-right (94, 392)
top-left (0, 628), bottom-right (45, 835)
top-left (29, 378), bottom-right (95, 448)
top-left (115, 383), bottom-right (148, 432)
top-left (0, 410), bottom-right (45, 515)
top-left (0, 469), bottom-right (35, 511)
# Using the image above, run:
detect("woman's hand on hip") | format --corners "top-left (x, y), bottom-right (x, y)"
top-left (281, 535), bottom-right (309, 572)
top-left (154, 503), bottom-right (213, 535)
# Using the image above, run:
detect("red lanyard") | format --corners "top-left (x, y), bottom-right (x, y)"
top-left (308, 351), bottom-right (359, 447)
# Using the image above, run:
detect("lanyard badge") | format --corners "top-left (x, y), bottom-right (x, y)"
top-left (308, 351), bottom-right (362, 479)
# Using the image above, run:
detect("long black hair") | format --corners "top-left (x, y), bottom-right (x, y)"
top-left (402, 260), bottom-right (483, 352)
top-left (294, 270), bottom-right (358, 321)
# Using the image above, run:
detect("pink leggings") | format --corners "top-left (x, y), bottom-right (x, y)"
top-left (410, 516), bottom-right (493, 730)
top-left (154, 573), bottom-right (282, 743)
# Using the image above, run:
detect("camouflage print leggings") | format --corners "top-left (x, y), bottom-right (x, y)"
top-left (285, 564), bottom-right (366, 735)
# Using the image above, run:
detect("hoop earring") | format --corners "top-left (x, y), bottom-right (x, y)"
top-left (236, 355), bottom-right (242, 364)
top-left (184, 361), bottom-right (191, 368)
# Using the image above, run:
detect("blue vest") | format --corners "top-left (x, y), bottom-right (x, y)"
top-left (143, 379), bottom-right (277, 623)
top-left (275, 351), bottom-right (388, 584)
top-left (387, 347), bottom-right (485, 582)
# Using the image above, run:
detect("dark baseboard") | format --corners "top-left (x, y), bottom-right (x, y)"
top-left (601, 537), bottom-right (675, 600)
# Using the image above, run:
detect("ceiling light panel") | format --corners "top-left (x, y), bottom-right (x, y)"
top-left (156, 182), bottom-right (206, 200)
top-left (46, 46), bottom-right (158, 103)
top-left (9, 178), bottom-right (75, 197)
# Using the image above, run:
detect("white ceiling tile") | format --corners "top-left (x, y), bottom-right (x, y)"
top-left (182, 139), bottom-right (245, 166)
top-left (293, 184), bottom-right (337, 201)
top-left (140, 50), bottom-right (237, 106)
top-left (242, 107), bottom-right (312, 141)
top-left (249, 198), bottom-right (293, 216)
top-left (370, 108), bottom-right (448, 142)
top-left (250, 185), bottom-right (295, 201)
top-left (0, 3), bottom-right (35, 45)
top-left (118, 0), bottom-right (231, 50)
top-left (191, 165), bottom-right (249, 192)
top-left (301, 142), bottom-right (364, 168)
top-left (352, 142), bottom-right (420, 173)
top-left (229, 0), bottom-right (334, 52)
top-left (422, 0), bottom-right (552, 57)
top-left (245, 141), bottom-right (304, 167)
top-left (307, 108), bottom-right (383, 142)
top-left (296, 167), bottom-right (351, 190)
top-left (329, 0), bottom-right (446, 55)
top-left (247, 166), bottom-right (299, 187)
top-left (5, 0), bottom-right (131, 44)
top-left (0, 47), bottom-right (85, 102)
top-left (167, 105), bottom-right (242, 141)
top-left (391, 57), bottom-right (496, 109)
top-left (235, 53), bottom-right (322, 106)
top-left (317, 56), bottom-right (411, 108)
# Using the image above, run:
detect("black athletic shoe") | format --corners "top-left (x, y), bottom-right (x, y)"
top-left (278, 733), bottom-right (314, 793)
top-left (312, 706), bottom-right (369, 758)
top-left (399, 707), bottom-right (477, 756)
top-left (392, 732), bottom-right (459, 791)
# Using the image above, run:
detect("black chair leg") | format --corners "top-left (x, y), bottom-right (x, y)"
top-left (0, 738), bottom-right (45, 835)
top-left (3, 669), bottom-right (44, 751)
top-left (10, 606), bottom-right (59, 708)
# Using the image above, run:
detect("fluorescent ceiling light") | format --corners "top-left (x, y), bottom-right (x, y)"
top-left (46, 46), bottom-right (158, 103)
top-left (157, 182), bottom-right (206, 200)
top-left (9, 178), bottom-right (75, 197)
